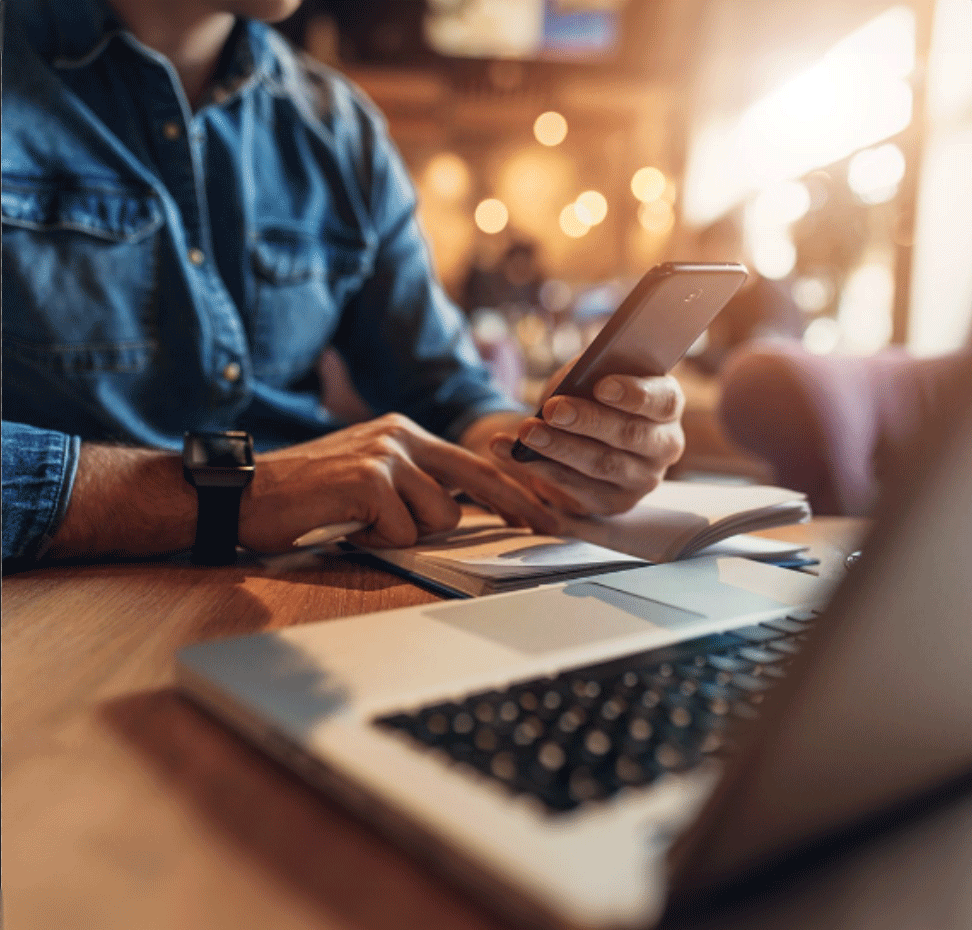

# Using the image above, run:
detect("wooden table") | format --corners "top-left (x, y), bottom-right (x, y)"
top-left (4, 520), bottom-right (969, 930)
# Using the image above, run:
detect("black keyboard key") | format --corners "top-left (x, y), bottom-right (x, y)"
top-left (732, 624), bottom-right (781, 643)
top-left (615, 754), bottom-right (652, 786)
top-left (737, 646), bottom-right (786, 665)
top-left (731, 672), bottom-right (771, 693)
top-left (768, 637), bottom-right (803, 656)
top-left (373, 625), bottom-right (797, 814)
top-left (785, 607), bottom-right (820, 623)
top-left (761, 617), bottom-right (810, 635)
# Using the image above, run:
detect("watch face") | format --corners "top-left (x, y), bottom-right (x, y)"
top-left (184, 432), bottom-right (255, 483)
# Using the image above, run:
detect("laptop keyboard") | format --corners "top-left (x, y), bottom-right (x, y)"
top-left (375, 609), bottom-right (818, 814)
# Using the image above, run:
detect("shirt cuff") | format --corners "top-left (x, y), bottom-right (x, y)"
top-left (2, 423), bottom-right (81, 562)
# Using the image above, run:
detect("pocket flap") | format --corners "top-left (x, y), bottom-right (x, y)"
top-left (251, 233), bottom-right (327, 284)
top-left (1, 178), bottom-right (163, 243)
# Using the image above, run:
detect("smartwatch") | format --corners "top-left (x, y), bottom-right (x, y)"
top-left (182, 431), bottom-right (255, 565)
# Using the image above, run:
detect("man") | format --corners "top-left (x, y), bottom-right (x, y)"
top-left (1, 0), bottom-right (685, 565)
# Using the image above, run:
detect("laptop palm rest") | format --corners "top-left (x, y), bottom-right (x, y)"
top-left (432, 557), bottom-right (827, 657)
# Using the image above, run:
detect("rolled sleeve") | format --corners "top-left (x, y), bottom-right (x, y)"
top-left (2, 421), bottom-right (81, 562)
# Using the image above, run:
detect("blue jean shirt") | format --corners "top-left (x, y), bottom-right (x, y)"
top-left (1, 0), bottom-right (517, 562)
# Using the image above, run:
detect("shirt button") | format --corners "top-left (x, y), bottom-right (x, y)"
top-left (222, 362), bottom-right (242, 383)
top-left (188, 248), bottom-right (205, 266)
top-left (162, 121), bottom-right (182, 140)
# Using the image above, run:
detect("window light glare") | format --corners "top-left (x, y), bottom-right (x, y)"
top-left (848, 144), bottom-right (906, 204)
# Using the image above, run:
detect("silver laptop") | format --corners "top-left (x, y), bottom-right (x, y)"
top-left (177, 370), bottom-right (972, 929)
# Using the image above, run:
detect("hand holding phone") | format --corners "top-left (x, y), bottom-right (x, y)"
top-left (511, 262), bottom-right (747, 463)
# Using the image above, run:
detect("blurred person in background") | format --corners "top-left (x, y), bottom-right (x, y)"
top-left (719, 328), bottom-right (972, 515)
top-left (461, 238), bottom-right (545, 321)
top-left (2, 0), bottom-right (686, 567)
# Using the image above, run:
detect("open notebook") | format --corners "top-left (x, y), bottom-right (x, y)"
top-left (359, 481), bottom-right (810, 597)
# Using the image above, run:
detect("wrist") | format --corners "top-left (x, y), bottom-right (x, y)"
top-left (49, 446), bottom-right (197, 559)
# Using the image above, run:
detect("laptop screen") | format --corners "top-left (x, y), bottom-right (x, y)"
top-left (671, 359), bottom-right (972, 892)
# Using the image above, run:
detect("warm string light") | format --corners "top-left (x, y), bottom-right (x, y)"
top-left (559, 204), bottom-right (590, 238)
top-left (423, 152), bottom-right (472, 202)
top-left (534, 111), bottom-right (568, 147)
top-left (575, 190), bottom-right (607, 225)
top-left (630, 167), bottom-right (666, 202)
top-left (474, 198), bottom-right (509, 234)
top-left (637, 200), bottom-right (674, 235)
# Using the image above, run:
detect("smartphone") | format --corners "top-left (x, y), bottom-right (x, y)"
top-left (510, 261), bottom-right (748, 463)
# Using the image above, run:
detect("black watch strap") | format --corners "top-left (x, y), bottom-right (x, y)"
top-left (191, 486), bottom-right (245, 566)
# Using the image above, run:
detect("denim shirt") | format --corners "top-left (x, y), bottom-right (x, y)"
top-left (1, 0), bottom-right (516, 562)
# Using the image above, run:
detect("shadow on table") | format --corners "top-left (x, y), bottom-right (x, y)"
top-left (100, 688), bottom-right (512, 930)
top-left (4, 547), bottom-right (429, 596)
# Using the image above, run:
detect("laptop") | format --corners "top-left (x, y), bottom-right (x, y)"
top-left (177, 367), bottom-right (972, 929)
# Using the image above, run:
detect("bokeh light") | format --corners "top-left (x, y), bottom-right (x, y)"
top-left (559, 203), bottom-right (591, 238)
top-left (792, 276), bottom-right (834, 314)
top-left (750, 181), bottom-right (811, 227)
top-left (751, 234), bottom-right (797, 279)
top-left (575, 190), bottom-right (608, 225)
top-left (474, 198), bottom-right (509, 234)
top-left (422, 152), bottom-right (472, 202)
top-left (837, 262), bottom-right (894, 353)
top-left (684, 6), bottom-right (916, 224)
top-left (848, 143), bottom-right (906, 204)
top-left (534, 111), bottom-right (568, 147)
top-left (636, 199), bottom-right (675, 235)
top-left (803, 316), bottom-right (842, 354)
top-left (631, 167), bottom-right (667, 202)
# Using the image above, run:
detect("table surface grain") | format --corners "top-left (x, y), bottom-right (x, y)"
top-left (4, 519), bottom-right (969, 930)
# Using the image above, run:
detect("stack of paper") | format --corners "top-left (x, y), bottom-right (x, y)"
top-left (360, 481), bottom-right (810, 597)
top-left (559, 481), bottom-right (811, 564)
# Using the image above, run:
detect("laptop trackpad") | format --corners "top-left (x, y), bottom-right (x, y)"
top-left (432, 581), bottom-right (706, 656)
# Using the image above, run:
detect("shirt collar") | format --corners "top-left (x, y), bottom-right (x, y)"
top-left (24, 0), bottom-right (277, 91)
top-left (203, 19), bottom-right (278, 105)
top-left (18, 0), bottom-right (120, 66)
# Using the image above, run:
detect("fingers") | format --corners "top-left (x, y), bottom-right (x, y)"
top-left (413, 436), bottom-right (559, 535)
top-left (338, 460), bottom-right (462, 548)
top-left (590, 374), bottom-right (685, 423)
top-left (538, 395), bottom-right (685, 462)
top-left (354, 472), bottom-right (423, 548)
top-left (491, 434), bottom-right (664, 516)
top-left (247, 413), bottom-right (561, 552)
top-left (393, 463), bottom-right (463, 537)
top-left (518, 422), bottom-right (660, 486)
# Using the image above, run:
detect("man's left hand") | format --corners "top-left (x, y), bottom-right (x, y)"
top-left (481, 368), bottom-right (685, 517)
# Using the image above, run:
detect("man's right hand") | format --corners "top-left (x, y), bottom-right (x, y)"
top-left (239, 413), bottom-right (557, 552)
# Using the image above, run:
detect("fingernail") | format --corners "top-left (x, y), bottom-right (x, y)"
top-left (548, 399), bottom-right (577, 426)
top-left (526, 425), bottom-right (551, 448)
top-left (490, 436), bottom-right (512, 458)
top-left (596, 379), bottom-right (623, 402)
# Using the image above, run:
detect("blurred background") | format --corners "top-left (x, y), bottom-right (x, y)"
top-left (282, 0), bottom-right (972, 485)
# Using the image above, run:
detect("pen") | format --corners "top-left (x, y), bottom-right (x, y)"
top-left (293, 520), bottom-right (369, 549)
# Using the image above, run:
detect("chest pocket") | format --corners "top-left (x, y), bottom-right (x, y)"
top-left (1, 177), bottom-right (163, 374)
top-left (249, 228), bottom-right (373, 387)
